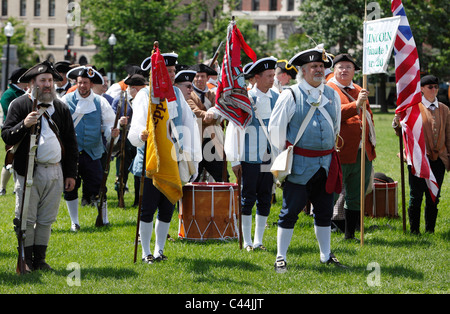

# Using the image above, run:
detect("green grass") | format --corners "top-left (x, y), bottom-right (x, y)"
top-left (0, 111), bottom-right (449, 294)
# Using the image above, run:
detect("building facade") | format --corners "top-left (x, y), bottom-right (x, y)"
top-left (224, 0), bottom-right (303, 42)
top-left (1, 0), bottom-right (97, 65)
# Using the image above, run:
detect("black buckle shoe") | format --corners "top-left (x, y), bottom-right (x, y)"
top-left (274, 257), bottom-right (287, 273)
top-left (142, 254), bottom-right (155, 264)
top-left (322, 253), bottom-right (348, 268)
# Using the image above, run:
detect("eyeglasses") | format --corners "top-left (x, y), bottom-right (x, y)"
top-left (425, 84), bottom-right (439, 90)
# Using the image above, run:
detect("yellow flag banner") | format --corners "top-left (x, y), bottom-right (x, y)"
top-left (145, 93), bottom-right (182, 204)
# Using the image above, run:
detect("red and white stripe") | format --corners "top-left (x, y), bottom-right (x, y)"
top-left (391, 0), bottom-right (439, 201)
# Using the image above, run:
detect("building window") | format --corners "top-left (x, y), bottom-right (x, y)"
top-left (49, 0), bottom-right (55, 16)
top-left (288, 0), bottom-right (294, 11)
top-left (48, 29), bottom-right (55, 45)
top-left (81, 29), bottom-right (88, 46)
top-left (1, 0), bottom-right (7, 16)
top-left (34, 0), bottom-right (41, 17)
top-left (270, 0), bottom-right (277, 11)
top-left (252, 0), bottom-right (260, 11)
top-left (267, 25), bottom-right (276, 42)
top-left (20, 0), bottom-right (26, 16)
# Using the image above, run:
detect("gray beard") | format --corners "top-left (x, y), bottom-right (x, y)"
top-left (36, 87), bottom-right (57, 103)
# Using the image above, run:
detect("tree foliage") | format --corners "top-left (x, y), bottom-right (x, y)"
top-left (298, 0), bottom-right (450, 79)
top-left (0, 17), bottom-right (39, 69)
top-left (79, 0), bottom-right (275, 78)
top-left (79, 0), bottom-right (205, 77)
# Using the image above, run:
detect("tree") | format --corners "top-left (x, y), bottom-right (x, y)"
top-left (298, 0), bottom-right (450, 79)
top-left (79, 0), bottom-right (206, 78)
top-left (0, 17), bottom-right (39, 69)
top-left (297, 0), bottom-right (450, 110)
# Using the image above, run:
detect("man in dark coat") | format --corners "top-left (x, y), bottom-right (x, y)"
top-left (1, 61), bottom-right (78, 272)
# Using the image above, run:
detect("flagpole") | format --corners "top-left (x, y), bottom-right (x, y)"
top-left (399, 129), bottom-right (406, 232)
top-left (360, 0), bottom-right (368, 247)
top-left (134, 41), bottom-right (158, 263)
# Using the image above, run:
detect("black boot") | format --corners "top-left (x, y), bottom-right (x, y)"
top-left (408, 207), bottom-right (421, 234)
top-left (33, 245), bottom-right (52, 271)
top-left (425, 205), bottom-right (438, 233)
top-left (344, 209), bottom-right (359, 240)
top-left (24, 246), bottom-right (34, 272)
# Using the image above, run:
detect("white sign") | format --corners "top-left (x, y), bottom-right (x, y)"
top-left (363, 16), bottom-right (401, 75)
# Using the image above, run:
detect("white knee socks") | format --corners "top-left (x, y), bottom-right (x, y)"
top-left (140, 221), bottom-right (153, 259)
top-left (66, 199), bottom-right (79, 225)
top-left (242, 214), bottom-right (253, 248)
top-left (154, 219), bottom-right (170, 258)
top-left (253, 214), bottom-right (268, 248)
top-left (276, 227), bottom-right (294, 261)
top-left (315, 225), bottom-right (331, 263)
top-left (140, 220), bottom-right (170, 259)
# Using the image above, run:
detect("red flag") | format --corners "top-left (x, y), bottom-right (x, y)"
top-left (151, 45), bottom-right (176, 102)
top-left (215, 20), bottom-right (257, 128)
top-left (391, 0), bottom-right (439, 201)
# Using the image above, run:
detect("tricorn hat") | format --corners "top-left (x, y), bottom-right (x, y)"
top-left (333, 53), bottom-right (360, 71)
top-left (124, 74), bottom-right (147, 86)
top-left (141, 52), bottom-right (179, 71)
top-left (289, 44), bottom-right (333, 68)
top-left (19, 60), bottom-right (63, 83)
top-left (9, 67), bottom-right (28, 84)
top-left (175, 70), bottom-right (196, 84)
top-left (276, 60), bottom-right (298, 79)
top-left (54, 60), bottom-right (72, 73)
top-left (66, 65), bottom-right (104, 85)
top-left (246, 57), bottom-right (277, 76)
top-left (189, 64), bottom-right (217, 76)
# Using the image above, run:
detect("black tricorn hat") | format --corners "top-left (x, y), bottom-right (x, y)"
top-left (18, 60), bottom-right (63, 83)
top-left (289, 44), bottom-right (333, 68)
top-left (140, 52), bottom-right (179, 71)
top-left (175, 70), bottom-right (196, 83)
top-left (189, 64), bottom-right (217, 76)
top-left (246, 57), bottom-right (277, 76)
top-left (54, 60), bottom-right (72, 73)
top-left (243, 62), bottom-right (254, 79)
top-left (9, 67), bottom-right (28, 84)
top-left (66, 65), bottom-right (104, 85)
top-left (124, 74), bottom-right (147, 86)
top-left (276, 60), bottom-right (298, 79)
top-left (333, 53), bottom-right (361, 71)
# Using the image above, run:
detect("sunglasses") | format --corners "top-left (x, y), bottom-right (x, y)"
top-left (425, 84), bottom-right (439, 90)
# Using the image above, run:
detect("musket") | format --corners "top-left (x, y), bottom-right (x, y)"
top-left (118, 91), bottom-right (129, 208)
top-left (15, 87), bottom-right (39, 274)
top-left (96, 92), bottom-right (123, 227)
top-left (208, 40), bottom-right (224, 68)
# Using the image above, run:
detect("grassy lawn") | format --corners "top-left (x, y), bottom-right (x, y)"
top-left (0, 110), bottom-right (448, 295)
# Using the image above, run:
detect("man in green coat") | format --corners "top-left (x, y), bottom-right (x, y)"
top-left (0, 67), bottom-right (28, 195)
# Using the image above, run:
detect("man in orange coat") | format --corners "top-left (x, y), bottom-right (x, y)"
top-left (327, 53), bottom-right (376, 240)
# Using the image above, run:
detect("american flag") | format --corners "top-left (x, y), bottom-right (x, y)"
top-left (391, 0), bottom-right (439, 201)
